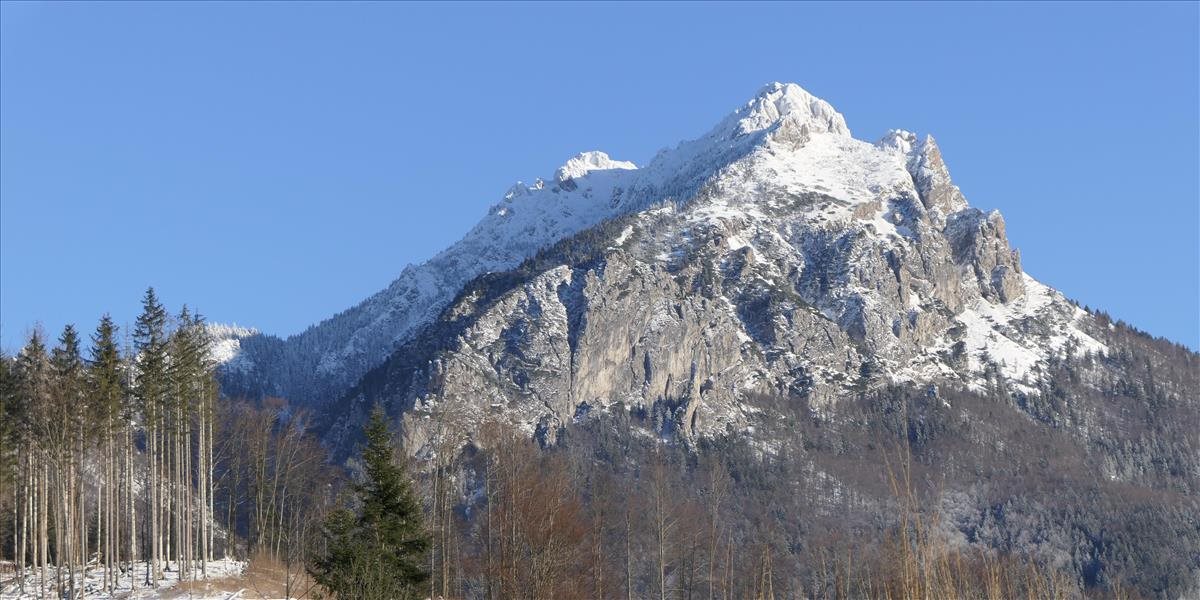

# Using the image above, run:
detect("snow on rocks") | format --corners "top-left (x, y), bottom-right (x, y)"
top-left (214, 83), bottom-right (856, 406)
top-left (553, 151), bottom-right (636, 184)
top-left (877, 129), bottom-right (917, 155)
top-left (726, 82), bottom-right (851, 139)
top-left (899, 274), bottom-right (1108, 394)
top-left (216, 81), bottom-right (1109, 422)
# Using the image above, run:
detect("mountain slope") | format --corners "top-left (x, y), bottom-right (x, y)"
top-left (218, 83), bottom-right (1103, 413)
top-left (216, 83), bottom-right (849, 406)
top-left (313, 83), bottom-right (1108, 453)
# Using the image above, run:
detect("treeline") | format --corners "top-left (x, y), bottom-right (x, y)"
top-left (0, 288), bottom-right (219, 596)
top-left (0, 288), bottom-right (338, 598)
top-left (3, 288), bottom-right (1194, 599)
top-left (400, 417), bottom-right (1085, 600)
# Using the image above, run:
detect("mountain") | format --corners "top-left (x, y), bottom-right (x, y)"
top-left (218, 83), bottom-right (1104, 416)
top-left (216, 84), bottom-right (841, 406)
top-left (247, 82), bottom-right (1104, 446)
top-left (212, 82), bottom-right (1199, 597)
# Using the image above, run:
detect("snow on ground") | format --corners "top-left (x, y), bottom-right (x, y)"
top-left (0, 559), bottom-right (246, 599)
top-left (957, 305), bottom-right (1045, 384)
top-left (960, 275), bottom-right (1106, 384)
top-left (610, 224), bottom-right (634, 247)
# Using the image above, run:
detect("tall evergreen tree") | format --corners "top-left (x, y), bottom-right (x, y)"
top-left (134, 287), bottom-right (168, 582)
top-left (50, 324), bottom-right (87, 597)
top-left (90, 315), bottom-right (123, 590)
top-left (90, 316), bottom-right (123, 432)
top-left (51, 325), bottom-right (84, 393)
top-left (309, 407), bottom-right (429, 600)
top-left (15, 330), bottom-right (52, 596)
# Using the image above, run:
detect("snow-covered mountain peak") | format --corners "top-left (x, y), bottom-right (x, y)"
top-left (725, 82), bottom-right (851, 139)
top-left (877, 129), bottom-right (918, 154)
top-left (554, 151), bottom-right (637, 184)
top-left (216, 82), bottom-right (1076, 411)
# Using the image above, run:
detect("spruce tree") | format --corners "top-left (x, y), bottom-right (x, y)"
top-left (90, 315), bottom-right (123, 590)
top-left (50, 325), bottom-right (86, 459)
top-left (134, 287), bottom-right (168, 582)
top-left (50, 324), bottom-right (87, 597)
top-left (309, 407), bottom-right (429, 600)
top-left (90, 316), bottom-right (123, 432)
top-left (16, 330), bottom-right (52, 596)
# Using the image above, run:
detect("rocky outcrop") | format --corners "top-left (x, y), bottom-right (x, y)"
top-left (946, 209), bottom-right (1026, 303)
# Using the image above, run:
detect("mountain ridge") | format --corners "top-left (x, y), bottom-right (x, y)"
top-left (215, 82), bottom-right (858, 405)
top-left (215, 82), bottom-right (1111, 421)
top-left (206, 82), bottom-right (1122, 462)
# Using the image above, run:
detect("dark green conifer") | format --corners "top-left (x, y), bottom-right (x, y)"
top-left (51, 324), bottom-right (86, 422)
top-left (133, 287), bottom-right (169, 412)
top-left (89, 316), bottom-right (123, 430)
top-left (309, 407), bottom-right (429, 600)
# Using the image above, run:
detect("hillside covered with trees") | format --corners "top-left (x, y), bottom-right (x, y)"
top-left (3, 289), bottom-right (1198, 599)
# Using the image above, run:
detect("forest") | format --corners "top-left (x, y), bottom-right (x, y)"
top-left (1, 289), bottom-right (1197, 600)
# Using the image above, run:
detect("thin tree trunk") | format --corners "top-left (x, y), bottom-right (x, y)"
top-left (126, 422), bottom-right (137, 590)
top-left (80, 426), bottom-right (88, 595)
top-left (149, 414), bottom-right (158, 586)
top-left (40, 462), bottom-right (48, 599)
top-left (12, 462), bottom-right (21, 595)
top-left (19, 452), bottom-right (29, 595)
top-left (54, 464), bottom-right (63, 598)
top-left (198, 400), bottom-right (207, 578)
top-left (206, 403), bottom-right (214, 564)
top-left (720, 535), bottom-right (729, 600)
top-left (186, 414), bottom-right (194, 582)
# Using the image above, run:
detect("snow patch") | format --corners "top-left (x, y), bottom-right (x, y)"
top-left (0, 558), bottom-right (246, 599)
top-left (956, 274), bottom-right (1106, 391)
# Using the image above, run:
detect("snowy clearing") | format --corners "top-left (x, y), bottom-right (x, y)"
top-left (0, 559), bottom-right (249, 599)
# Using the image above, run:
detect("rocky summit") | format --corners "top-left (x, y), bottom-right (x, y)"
top-left (217, 83), bottom-right (1102, 448)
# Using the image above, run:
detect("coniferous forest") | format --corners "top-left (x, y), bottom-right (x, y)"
top-left (1, 289), bottom-right (230, 597)
top-left (2, 289), bottom-right (355, 598)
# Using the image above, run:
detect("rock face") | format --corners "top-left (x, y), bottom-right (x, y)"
top-left (310, 82), bottom-right (1108, 457)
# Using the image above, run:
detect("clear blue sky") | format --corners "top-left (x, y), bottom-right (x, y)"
top-left (2, 1), bottom-right (1197, 352)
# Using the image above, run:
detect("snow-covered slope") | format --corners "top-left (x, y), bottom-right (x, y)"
top-left (215, 83), bottom-right (856, 405)
top-left (215, 149), bottom-right (632, 403)
top-left (278, 83), bottom-right (1118, 458)
top-left (216, 82), bottom-right (1105, 417)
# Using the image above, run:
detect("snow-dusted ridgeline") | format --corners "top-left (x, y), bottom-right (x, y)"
top-left (215, 82), bottom-right (1105, 418)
